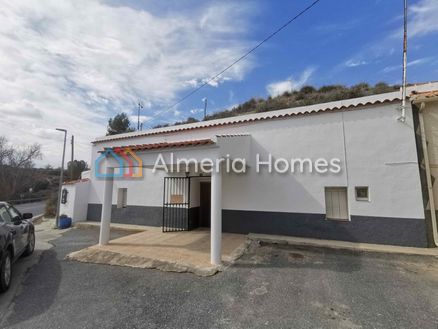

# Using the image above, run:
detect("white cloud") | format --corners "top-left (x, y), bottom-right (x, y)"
top-left (266, 68), bottom-right (315, 97)
top-left (190, 108), bottom-right (203, 115)
top-left (340, 0), bottom-right (438, 74)
top-left (128, 115), bottom-right (152, 126)
top-left (344, 59), bottom-right (368, 68)
top-left (199, 3), bottom-right (249, 34)
top-left (410, 0), bottom-right (438, 37)
top-left (0, 0), bottom-right (255, 166)
top-left (382, 57), bottom-right (432, 73)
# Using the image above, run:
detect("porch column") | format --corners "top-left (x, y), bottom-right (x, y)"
top-left (99, 166), bottom-right (114, 245)
top-left (211, 166), bottom-right (222, 265)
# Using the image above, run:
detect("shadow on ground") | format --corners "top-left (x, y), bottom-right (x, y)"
top-left (5, 249), bottom-right (62, 326)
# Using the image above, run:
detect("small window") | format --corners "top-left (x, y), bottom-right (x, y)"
top-left (61, 188), bottom-right (69, 204)
top-left (355, 186), bottom-right (369, 201)
top-left (325, 187), bottom-right (349, 221)
top-left (117, 188), bottom-right (127, 208)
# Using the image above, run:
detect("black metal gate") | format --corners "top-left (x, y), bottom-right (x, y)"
top-left (162, 177), bottom-right (191, 232)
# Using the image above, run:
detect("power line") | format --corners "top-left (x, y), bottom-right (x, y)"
top-left (153, 0), bottom-right (322, 121)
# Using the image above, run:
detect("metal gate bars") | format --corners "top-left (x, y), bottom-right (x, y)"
top-left (162, 177), bottom-right (191, 232)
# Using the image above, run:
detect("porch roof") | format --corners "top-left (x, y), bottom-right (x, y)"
top-left (108, 138), bottom-right (215, 152)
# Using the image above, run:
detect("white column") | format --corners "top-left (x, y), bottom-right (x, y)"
top-left (210, 166), bottom-right (222, 265)
top-left (99, 166), bottom-right (114, 245)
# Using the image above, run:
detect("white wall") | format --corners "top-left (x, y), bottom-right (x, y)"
top-left (88, 168), bottom-right (168, 207)
top-left (59, 180), bottom-right (90, 222)
top-left (87, 102), bottom-right (424, 220)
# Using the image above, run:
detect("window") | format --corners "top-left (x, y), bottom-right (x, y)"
top-left (117, 188), bottom-right (127, 208)
top-left (6, 205), bottom-right (21, 221)
top-left (355, 186), bottom-right (369, 201)
top-left (325, 187), bottom-right (349, 221)
top-left (61, 188), bottom-right (69, 204)
top-left (0, 206), bottom-right (12, 223)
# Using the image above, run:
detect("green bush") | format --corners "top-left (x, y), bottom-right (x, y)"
top-left (33, 180), bottom-right (50, 192)
top-left (158, 82), bottom-right (400, 128)
top-left (45, 194), bottom-right (57, 217)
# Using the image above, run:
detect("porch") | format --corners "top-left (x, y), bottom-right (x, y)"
top-left (96, 135), bottom-right (251, 265)
top-left (67, 225), bottom-right (248, 276)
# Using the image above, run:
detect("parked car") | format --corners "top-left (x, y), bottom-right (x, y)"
top-left (0, 202), bottom-right (35, 292)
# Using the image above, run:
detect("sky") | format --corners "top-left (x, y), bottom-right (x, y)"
top-left (0, 0), bottom-right (437, 167)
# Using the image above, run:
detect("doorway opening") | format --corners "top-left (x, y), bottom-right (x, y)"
top-left (162, 177), bottom-right (190, 232)
top-left (162, 176), bottom-right (211, 232)
top-left (199, 182), bottom-right (211, 228)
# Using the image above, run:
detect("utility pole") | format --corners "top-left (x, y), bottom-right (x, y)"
top-left (137, 101), bottom-right (143, 130)
top-left (400, 0), bottom-right (408, 122)
top-left (55, 128), bottom-right (67, 229)
top-left (70, 135), bottom-right (74, 179)
top-left (203, 97), bottom-right (208, 120)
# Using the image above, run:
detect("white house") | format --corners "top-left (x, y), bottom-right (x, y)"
top-left (60, 82), bottom-right (438, 264)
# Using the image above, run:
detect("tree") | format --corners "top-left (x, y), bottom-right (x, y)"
top-left (106, 112), bottom-right (135, 135)
top-left (0, 137), bottom-right (42, 200)
top-left (33, 179), bottom-right (50, 192)
top-left (67, 160), bottom-right (89, 180)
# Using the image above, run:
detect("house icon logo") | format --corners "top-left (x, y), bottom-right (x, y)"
top-left (95, 147), bottom-right (143, 178)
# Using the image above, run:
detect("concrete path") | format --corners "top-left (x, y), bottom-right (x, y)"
top-left (249, 233), bottom-right (438, 257)
top-left (67, 228), bottom-right (248, 276)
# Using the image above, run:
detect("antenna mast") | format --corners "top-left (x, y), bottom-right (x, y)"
top-left (137, 101), bottom-right (144, 130)
top-left (400, 0), bottom-right (408, 122)
top-left (203, 97), bottom-right (208, 120)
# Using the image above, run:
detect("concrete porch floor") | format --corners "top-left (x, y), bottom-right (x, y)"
top-left (67, 227), bottom-right (248, 276)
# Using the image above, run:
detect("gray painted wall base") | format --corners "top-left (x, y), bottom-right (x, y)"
top-left (223, 210), bottom-right (428, 248)
top-left (87, 203), bottom-right (162, 227)
top-left (87, 204), bottom-right (428, 247)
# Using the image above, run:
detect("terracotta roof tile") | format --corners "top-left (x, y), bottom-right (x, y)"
top-left (411, 90), bottom-right (438, 99)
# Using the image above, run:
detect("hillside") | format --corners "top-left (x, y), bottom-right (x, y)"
top-left (154, 82), bottom-right (400, 128)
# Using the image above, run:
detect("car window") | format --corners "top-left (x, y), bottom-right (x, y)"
top-left (7, 205), bottom-right (21, 220)
top-left (0, 206), bottom-right (12, 223)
